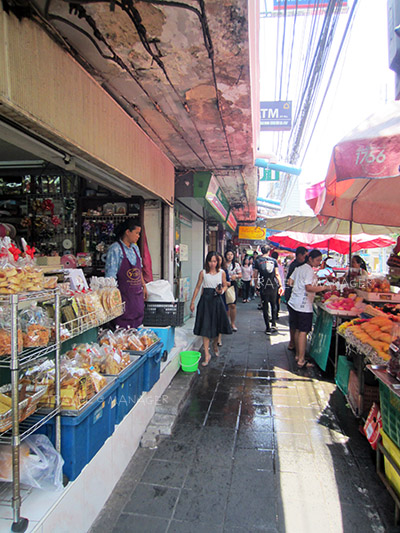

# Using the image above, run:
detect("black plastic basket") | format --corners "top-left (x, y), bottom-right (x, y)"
top-left (143, 301), bottom-right (184, 327)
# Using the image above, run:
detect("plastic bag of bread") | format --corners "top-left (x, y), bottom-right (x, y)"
top-left (19, 305), bottom-right (51, 348)
top-left (139, 328), bottom-right (159, 350)
top-left (98, 329), bottom-right (117, 348)
top-left (43, 276), bottom-right (58, 290)
top-left (102, 344), bottom-right (131, 374)
top-left (113, 328), bottom-right (129, 350)
top-left (126, 328), bottom-right (144, 351)
top-left (88, 368), bottom-right (107, 393)
top-left (0, 306), bottom-right (23, 355)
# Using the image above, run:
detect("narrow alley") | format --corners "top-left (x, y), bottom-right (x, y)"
top-left (90, 300), bottom-right (398, 533)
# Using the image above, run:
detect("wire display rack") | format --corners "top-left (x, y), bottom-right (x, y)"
top-left (61, 302), bottom-right (125, 341)
top-left (0, 290), bottom-right (61, 533)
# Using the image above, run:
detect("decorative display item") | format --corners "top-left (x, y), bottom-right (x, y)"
top-left (8, 244), bottom-right (21, 262)
top-left (61, 254), bottom-right (77, 269)
top-left (25, 245), bottom-right (35, 260)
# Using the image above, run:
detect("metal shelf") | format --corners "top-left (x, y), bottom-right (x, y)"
top-left (0, 289), bottom-right (58, 305)
top-left (62, 302), bottom-right (125, 342)
top-left (0, 343), bottom-right (59, 370)
top-left (0, 408), bottom-right (61, 445)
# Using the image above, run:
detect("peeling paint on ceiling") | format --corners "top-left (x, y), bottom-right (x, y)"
top-left (29, 0), bottom-right (259, 221)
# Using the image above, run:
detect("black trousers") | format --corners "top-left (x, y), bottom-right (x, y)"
top-left (242, 280), bottom-right (251, 300)
top-left (261, 286), bottom-right (278, 330)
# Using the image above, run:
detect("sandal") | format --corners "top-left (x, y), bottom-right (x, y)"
top-left (202, 357), bottom-right (211, 367)
top-left (232, 326), bottom-right (238, 332)
top-left (297, 361), bottom-right (314, 369)
top-left (212, 343), bottom-right (220, 357)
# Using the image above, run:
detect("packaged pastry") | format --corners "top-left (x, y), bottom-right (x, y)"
top-left (43, 276), bottom-right (58, 290)
top-left (0, 305), bottom-right (23, 355)
top-left (19, 305), bottom-right (51, 348)
top-left (126, 329), bottom-right (144, 351)
top-left (138, 328), bottom-right (159, 350)
top-left (0, 328), bottom-right (23, 356)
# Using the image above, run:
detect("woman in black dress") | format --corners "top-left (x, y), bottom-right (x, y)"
top-left (190, 251), bottom-right (232, 366)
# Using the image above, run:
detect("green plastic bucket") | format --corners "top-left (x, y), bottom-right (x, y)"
top-left (180, 351), bottom-right (201, 372)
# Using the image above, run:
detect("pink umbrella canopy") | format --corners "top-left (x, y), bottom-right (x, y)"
top-left (269, 231), bottom-right (395, 254)
top-left (306, 101), bottom-right (400, 227)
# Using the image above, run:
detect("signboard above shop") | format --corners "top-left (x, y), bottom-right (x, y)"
top-left (260, 101), bottom-right (292, 131)
top-left (226, 210), bottom-right (238, 232)
top-left (238, 226), bottom-right (267, 241)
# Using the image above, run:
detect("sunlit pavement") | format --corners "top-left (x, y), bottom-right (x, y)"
top-left (89, 299), bottom-right (399, 533)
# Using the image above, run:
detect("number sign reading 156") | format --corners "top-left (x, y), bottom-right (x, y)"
top-left (355, 147), bottom-right (386, 165)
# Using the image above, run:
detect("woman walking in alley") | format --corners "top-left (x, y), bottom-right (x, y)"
top-left (224, 249), bottom-right (242, 331)
top-left (190, 251), bottom-right (232, 366)
top-left (287, 249), bottom-right (334, 368)
top-left (241, 255), bottom-right (253, 303)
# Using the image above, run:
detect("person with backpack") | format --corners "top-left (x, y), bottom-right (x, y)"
top-left (253, 245), bottom-right (283, 335)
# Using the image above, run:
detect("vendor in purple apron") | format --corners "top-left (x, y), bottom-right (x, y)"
top-left (105, 218), bottom-right (148, 328)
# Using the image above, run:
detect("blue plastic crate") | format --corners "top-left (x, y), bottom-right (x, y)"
top-left (140, 327), bottom-right (175, 360)
top-left (143, 342), bottom-right (163, 392)
top-left (36, 378), bottom-right (118, 481)
top-left (114, 355), bottom-right (147, 424)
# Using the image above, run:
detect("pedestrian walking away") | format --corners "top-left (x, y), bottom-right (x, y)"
top-left (216, 251), bottom-right (229, 347)
top-left (253, 245), bottom-right (283, 335)
top-left (287, 249), bottom-right (335, 368)
top-left (190, 251), bottom-right (232, 366)
top-left (224, 249), bottom-right (242, 331)
top-left (271, 250), bottom-right (285, 318)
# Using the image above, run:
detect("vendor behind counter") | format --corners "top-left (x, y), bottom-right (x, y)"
top-left (105, 218), bottom-right (148, 328)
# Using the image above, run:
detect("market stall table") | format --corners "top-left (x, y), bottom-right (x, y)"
top-left (368, 365), bottom-right (400, 524)
top-left (310, 301), bottom-right (358, 372)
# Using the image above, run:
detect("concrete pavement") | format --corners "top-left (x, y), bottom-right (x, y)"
top-left (89, 298), bottom-right (399, 533)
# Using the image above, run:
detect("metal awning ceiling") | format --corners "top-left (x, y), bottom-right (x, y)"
top-left (12, 0), bottom-right (260, 221)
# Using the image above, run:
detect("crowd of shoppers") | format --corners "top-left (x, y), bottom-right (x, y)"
top-left (190, 244), bottom-right (368, 367)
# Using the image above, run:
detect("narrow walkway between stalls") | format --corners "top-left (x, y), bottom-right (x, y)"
top-left (89, 298), bottom-right (398, 533)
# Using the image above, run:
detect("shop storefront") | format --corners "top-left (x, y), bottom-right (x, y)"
top-left (0, 9), bottom-right (186, 531)
top-left (175, 171), bottom-right (238, 312)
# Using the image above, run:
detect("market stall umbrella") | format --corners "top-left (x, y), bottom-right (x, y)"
top-left (269, 231), bottom-right (395, 254)
top-left (307, 101), bottom-right (400, 227)
top-left (261, 215), bottom-right (399, 235)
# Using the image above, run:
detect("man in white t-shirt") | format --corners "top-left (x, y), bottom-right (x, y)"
top-left (287, 250), bottom-right (334, 368)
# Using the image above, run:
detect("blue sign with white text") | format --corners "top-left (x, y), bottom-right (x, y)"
top-left (260, 101), bottom-right (292, 131)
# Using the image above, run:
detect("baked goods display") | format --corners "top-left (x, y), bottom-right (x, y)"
top-left (65, 342), bottom-right (131, 375)
top-left (0, 384), bottom-right (48, 433)
top-left (60, 287), bottom-right (123, 336)
top-left (0, 266), bottom-right (44, 294)
top-left (19, 305), bottom-right (51, 348)
top-left (22, 357), bottom-right (108, 411)
top-left (98, 327), bottom-right (159, 352)
top-left (0, 328), bottom-right (23, 356)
